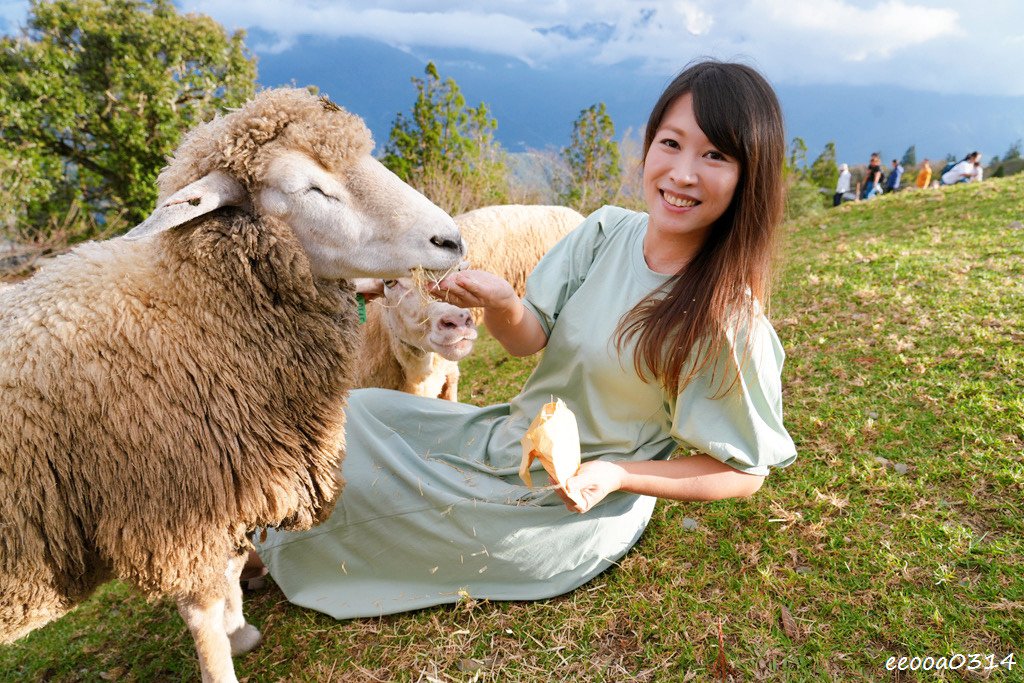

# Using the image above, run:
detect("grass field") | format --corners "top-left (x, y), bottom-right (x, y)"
top-left (2, 177), bottom-right (1022, 681)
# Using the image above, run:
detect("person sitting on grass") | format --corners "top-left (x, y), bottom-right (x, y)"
top-left (941, 151), bottom-right (981, 185)
top-left (244, 59), bottom-right (798, 618)
top-left (915, 159), bottom-right (932, 189)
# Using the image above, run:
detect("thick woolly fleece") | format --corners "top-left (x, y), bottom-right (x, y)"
top-left (0, 91), bottom-right (368, 644)
top-left (156, 89), bottom-right (372, 201)
top-left (455, 204), bottom-right (585, 299)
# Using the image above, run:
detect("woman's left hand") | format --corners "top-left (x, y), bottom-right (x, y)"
top-left (557, 460), bottom-right (626, 514)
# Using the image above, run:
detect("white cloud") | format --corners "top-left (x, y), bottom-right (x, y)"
top-left (3, 0), bottom-right (1023, 96)
top-left (182, 1), bottom-right (584, 65)
top-left (753, 0), bottom-right (960, 61)
top-left (675, 1), bottom-right (715, 35)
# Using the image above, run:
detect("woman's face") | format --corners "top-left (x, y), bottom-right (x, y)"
top-left (642, 93), bottom-right (740, 249)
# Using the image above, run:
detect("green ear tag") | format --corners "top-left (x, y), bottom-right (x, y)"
top-left (356, 293), bottom-right (367, 324)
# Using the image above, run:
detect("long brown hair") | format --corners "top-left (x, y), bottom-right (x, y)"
top-left (615, 60), bottom-right (785, 396)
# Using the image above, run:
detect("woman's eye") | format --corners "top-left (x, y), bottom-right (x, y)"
top-left (705, 150), bottom-right (727, 161)
top-left (660, 138), bottom-right (680, 149)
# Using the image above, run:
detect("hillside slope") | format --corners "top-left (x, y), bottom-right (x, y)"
top-left (1, 178), bottom-right (1021, 680)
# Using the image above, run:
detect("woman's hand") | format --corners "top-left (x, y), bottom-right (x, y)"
top-left (430, 269), bottom-right (517, 313)
top-left (557, 460), bottom-right (627, 514)
top-left (432, 269), bottom-right (548, 357)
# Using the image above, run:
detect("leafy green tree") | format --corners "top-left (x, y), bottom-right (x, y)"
top-left (808, 141), bottom-right (838, 191)
top-left (901, 145), bottom-right (917, 168)
top-left (0, 0), bottom-right (256, 232)
top-left (557, 103), bottom-right (621, 213)
top-left (382, 62), bottom-right (508, 215)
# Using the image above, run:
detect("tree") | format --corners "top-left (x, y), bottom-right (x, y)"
top-left (558, 103), bottom-right (621, 213)
top-left (786, 137), bottom-right (809, 178)
top-left (0, 0), bottom-right (256, 232)
top-left (1002, 139), bottom-right (1022, 162)
top-left (808, 141), bottom-right (838, 191)
top-left (382, 62), bottom-right (508, 215)
top-left (901, 145), bottom-right (917, 168)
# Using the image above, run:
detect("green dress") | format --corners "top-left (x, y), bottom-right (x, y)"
top-left (256, 206), bottom-right (796, 619)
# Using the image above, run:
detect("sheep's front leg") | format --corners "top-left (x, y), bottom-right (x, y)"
top-left (224, 552), bottom-right (261, 655)
top-left (177, 593), bottom-right (238, 683)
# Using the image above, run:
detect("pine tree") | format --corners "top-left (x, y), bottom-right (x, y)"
top-left (382, 62), bottom-right (508, 215)
top-left (1002, 139), bottom-right (1022, 161)
top-left (786, 137), bottom-right (809, 178)
top-left (901, 145), bottom-right (917, 168)
top-left (558, 103), bottom-right (621, 213)
top-left (809, 142), bottom-right (839, 191)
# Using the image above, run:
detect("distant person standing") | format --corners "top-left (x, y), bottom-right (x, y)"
top-left (915, 159), bottom-right (932, 189)
top-left (861, 152), bottom-right (883, 199)
top-left (834, 163), bottom-right (851, 206)
top-left (885, 159), bottom-right (904, 193)
top-left (941, 151), bottom-right (981, 185)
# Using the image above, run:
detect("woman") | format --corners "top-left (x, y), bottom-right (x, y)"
top-left (252, 60), bottom-right (797, 618)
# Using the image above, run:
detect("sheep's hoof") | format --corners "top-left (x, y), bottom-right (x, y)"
top-left (228, 624), bottom-right (262, 656)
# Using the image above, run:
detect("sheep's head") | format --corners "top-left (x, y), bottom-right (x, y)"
top-left (380, 278), bottom-right (477, 362)
top-left (125, 88), bottom-right (464, 281)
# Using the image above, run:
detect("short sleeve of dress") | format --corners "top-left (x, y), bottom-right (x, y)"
top-left (669, 315), bottom-right (797, 476)
top-left (521, 206), bottom-right (631, 337)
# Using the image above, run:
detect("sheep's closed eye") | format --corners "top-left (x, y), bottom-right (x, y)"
top-left (305, 186), bottom-right (339, 202)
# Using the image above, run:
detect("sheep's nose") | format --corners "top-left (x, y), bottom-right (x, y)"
top-left (430, 234), bottom-right (465, 255)
top-left (438, 310), bottom-right (473, 330)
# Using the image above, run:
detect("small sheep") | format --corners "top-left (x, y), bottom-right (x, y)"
top-left (455, 204), bottom-right (585, 301)
top-left (0, 88), bottom-right (464, 683)
top-left (355, 278), bottom-right (477, 400)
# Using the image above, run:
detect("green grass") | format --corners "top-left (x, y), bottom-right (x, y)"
top-left (3, 178), bottom-right (1022, 681)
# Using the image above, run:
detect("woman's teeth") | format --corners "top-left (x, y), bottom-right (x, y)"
top-left (664, 192), bottom-right (698, 208)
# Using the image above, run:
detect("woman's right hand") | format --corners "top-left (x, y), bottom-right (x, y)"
top-left (430, 269), bottom-right (518, 313)
top-left (432, 269), bottom-right (548, 357)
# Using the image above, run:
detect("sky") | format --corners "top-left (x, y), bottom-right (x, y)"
top-left (2, 1), bottom-right (1023, 162)
top-left (2, 0), bottom-right (1022, 96)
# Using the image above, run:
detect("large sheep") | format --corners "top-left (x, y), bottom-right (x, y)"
top-left (355, 278), bottom-right (477, 400)
top-left (0, 88), bottom-right (464, 683)
top-left (455, 204), bottom-right (585, 303)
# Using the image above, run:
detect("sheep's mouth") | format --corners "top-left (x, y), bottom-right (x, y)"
top-left (410, 265), bottom-right (461, 290)
top-left (432, 334), bottom-right (477, 361)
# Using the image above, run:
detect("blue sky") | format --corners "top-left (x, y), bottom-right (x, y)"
top-left (3, 1), bottom-right (1023, 163)
top-left (3, 1), bottom-right (1022, 96)
top-left (174, 1), bottom-right (1023, 97)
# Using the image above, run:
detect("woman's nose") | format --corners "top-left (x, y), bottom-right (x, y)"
top-left (668, 159), bottom-right (697, 185)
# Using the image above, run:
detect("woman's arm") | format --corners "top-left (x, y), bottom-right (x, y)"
top-left (559, 453), bottom-right (765, 513)
top-left (431, 269), bottom-right (548, 357)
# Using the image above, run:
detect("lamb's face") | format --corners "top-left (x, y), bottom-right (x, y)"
top-left (256, 151), bottom-right (465, 281)
top-left (383, 279), bottom-right (477, 362)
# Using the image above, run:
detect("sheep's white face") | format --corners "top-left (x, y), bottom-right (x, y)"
top-left (382, 279), bottom-right (477, 362)
top-left (258, 152), bottom-right (465, 280)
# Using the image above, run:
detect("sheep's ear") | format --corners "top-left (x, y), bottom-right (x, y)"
top-left (123, 171), bottom-right (246, 241)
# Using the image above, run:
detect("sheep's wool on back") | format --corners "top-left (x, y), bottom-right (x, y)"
top-left (0, 208), bottom-right (359, 638)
